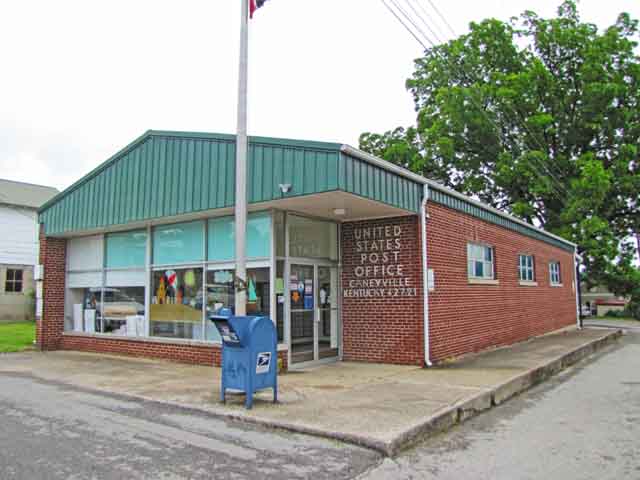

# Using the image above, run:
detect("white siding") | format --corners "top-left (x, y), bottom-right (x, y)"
top-left (0, 205), bottom-right (38, 265)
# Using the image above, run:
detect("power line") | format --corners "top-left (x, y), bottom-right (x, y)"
top-left (400, 0), bottom-right (570, 195)
top-left (381, 0), bottom-right (429, 50)
top-left (382, 0), bottom-right (570, 203)
top-left (413, 0), bottom-right (570, 189)
top-left (423, 0), bottom-right (457, 38)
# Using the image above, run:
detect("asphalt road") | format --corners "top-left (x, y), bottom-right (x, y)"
top-left (0, 373), bottom-right (377, 480)
top-left (2, 322), bottom-right (638, 480)
top-left (361, 324), bottom-right (640, 480)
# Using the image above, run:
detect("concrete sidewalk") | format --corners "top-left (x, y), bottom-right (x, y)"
top-left (0, 327), bottom-right (620, 456)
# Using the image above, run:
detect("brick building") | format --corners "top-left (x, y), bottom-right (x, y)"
top-left (36, 131), bottom-right (578, 369)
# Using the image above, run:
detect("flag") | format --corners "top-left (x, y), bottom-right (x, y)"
top-left (249, 0), bottom-right (268, 19)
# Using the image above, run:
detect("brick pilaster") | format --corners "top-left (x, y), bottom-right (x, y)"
top-left (341, 216), bottom-right (425, 365)
top-left (36, 225), bottom-right (67, 350)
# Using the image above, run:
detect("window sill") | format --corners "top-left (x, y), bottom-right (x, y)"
top-left (550, 283), bottom-right (563, 288)
top-left (519, 281), bottom-right (538, 287)
top-left (468, 278), bottom-right (499, 285)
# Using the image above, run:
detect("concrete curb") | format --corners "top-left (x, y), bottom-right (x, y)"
top-left (380, 329), bottom-right (623, 456)
top-left (5, 329), bottom-right (622, 458)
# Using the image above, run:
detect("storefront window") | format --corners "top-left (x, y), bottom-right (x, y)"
top-left (153, 221), bottom-right (204, 265)
top-left (105, 230), bottom-right (147, 268)
top-left (66, 287), bottom-right (103, 333)
top-left (205, 267), bottom-right (271, 341)
top-left (288, 215), bottom-right (338, 260)
top-left (207, 212), bottom-right (271, 262)
top-left (101, 286), bottom-right (146, 335)
top-left (150, 268), bottom-right (204, 340)
top-left (67, 235), bottom-right (103, 271)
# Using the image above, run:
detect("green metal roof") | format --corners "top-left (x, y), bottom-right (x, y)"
top-left (39, 130), bottom-right (423, 235)
top-left (39, 130), bottom-right (575, 253)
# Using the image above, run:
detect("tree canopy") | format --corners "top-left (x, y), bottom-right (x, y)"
top-left (360, 1), bottom-right (640, 303)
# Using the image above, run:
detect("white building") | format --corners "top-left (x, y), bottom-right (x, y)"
top-left (0, 179), bottom-right (58, 320)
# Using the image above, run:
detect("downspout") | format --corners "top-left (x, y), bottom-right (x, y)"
top-left (574, 249), bottom-right (583, 329)
top-left (421, 183), bottom-right (432, 367)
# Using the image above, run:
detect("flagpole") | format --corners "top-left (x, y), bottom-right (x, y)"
top-left (234, 0), bottom-right (249, 316)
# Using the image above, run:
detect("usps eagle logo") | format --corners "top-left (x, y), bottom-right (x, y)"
top-left (256, 352), bottom-right (272, 374)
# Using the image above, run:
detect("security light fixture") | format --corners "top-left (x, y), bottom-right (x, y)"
top-left (279, 183), bottom-right (292, 193)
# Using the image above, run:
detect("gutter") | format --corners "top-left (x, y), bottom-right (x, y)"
top-left (421, 183), bottom-right (432, 367)
top-left (340, 145), bottom-right (576, 250)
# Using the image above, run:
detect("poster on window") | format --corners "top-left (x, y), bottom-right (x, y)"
top-left (291, 290), bottom-right (302, 307)
top-left (304, 295), bottom-right (313, 310)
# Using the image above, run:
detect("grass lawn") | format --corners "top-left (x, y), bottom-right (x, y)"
top-left (596, 316), bottom-right (639, 322)
top-left (0, 322), bottom-right (36, 353)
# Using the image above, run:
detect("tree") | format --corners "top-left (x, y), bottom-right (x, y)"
top-left (360, 1), bottom-right (640, 301)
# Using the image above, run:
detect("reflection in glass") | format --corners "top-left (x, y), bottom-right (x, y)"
top-left (288, 215), bottom-right (338, 260)
top-left (205, 268), bottom-right (271, 341)
top-left (66, 287), bottom-right (103, 334)
top-left (101, 286), bottom-right (145, 335)
top-left (150, 268), bottom-right (204, 340)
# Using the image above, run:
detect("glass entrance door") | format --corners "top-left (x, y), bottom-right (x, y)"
top-left (317, 266), bottom-right (339, 359)
top-left (289, 263), bottom-right (340, 365)
top-left (290, 264), bottom-right (315, 364)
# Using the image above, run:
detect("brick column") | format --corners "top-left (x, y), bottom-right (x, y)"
top-left (341, 216), bottom-right (424, 365)
top-left (36, 225), bottom-right (67, 350)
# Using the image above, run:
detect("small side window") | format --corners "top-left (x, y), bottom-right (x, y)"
top-left (467, 243), bottom-right (495, 280)
top-left (5, 269), bottom-right (24, 293)
top-left (518, 254), bottom-right (535, 282)
top-left (549, 262), bottom-right (561, 285)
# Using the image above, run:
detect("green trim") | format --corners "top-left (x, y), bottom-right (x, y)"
top-left (429, 188), bottom-right (574, 252)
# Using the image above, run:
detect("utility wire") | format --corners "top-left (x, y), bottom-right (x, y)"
top-left (381, 0), bottom-right (429, 50)
top-left (401, 0), bottom-right (569, 196)
top-left (414, 0), bottom-right (569, 188)
top-left (394, 0), bottom-right (568, 200)
top-left (386, 0), bottom-right (569, 203)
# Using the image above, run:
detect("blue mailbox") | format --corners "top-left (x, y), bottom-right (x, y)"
top-left (210, 311), bottom-right (278, 409)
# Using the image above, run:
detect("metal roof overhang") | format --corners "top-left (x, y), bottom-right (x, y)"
top-left (39, 131), bottom-right (421, 237)
top-left (38, 130), bottom-right (574, 252)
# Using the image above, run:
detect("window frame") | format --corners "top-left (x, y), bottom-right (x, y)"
top-left (467, 243), bottom-right (495, 280)
top-left (549, 261), bottom-right (562, 285)
top-left (518, 254), bottom-right (535, 282)
top-left (5, 268), bottom-right (24, 293)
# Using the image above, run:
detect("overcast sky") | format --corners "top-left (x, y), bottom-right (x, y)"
top-left (1, 0), bottom-right (638, 191)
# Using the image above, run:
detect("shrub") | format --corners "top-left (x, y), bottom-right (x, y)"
top-left (625, 301), bottom-right (640, 320)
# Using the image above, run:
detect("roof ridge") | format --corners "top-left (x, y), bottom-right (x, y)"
top-left (0, 177), bottom-right (59, 192)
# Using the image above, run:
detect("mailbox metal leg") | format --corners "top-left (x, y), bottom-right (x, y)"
top-left (273, 376), bottom-right (278, 404)
top-left (245, 377), bottom-right (254, 409)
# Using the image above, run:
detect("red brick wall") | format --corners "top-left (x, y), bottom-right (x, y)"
top-left (341, 216), bottom-right (424, 365)
top-left (36, 229), bottom-right (66, 350)
top-left (60, 334), bottom-right (289, 370)
top-left (427, 203), bottom-right (577, 362)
